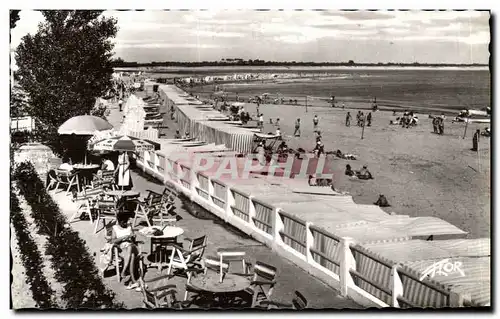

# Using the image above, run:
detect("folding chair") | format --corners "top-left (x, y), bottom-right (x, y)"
top-left (166, 235), bottom-right (207, 276)
top-left (204, 255), bottom-right (230, 284)
top-left (133, 190), bottom-right (177, 228)
top-left (94, 198), bottom-right (120, 234)
top-left (53, 169), bottom-right (81, 196)
top-left (69, 185), bottom-right (106, 224)
top-left (139, 277), bottom-right (181, 309)
top-left (217, 248), bottom-right (252, 277)
top-left (132, 191), bottom-right (162, 228)
top-left (92, 171), bottom-right (116, 190)
top-left (259, 291), bottom-right (308, 310)
top-left (242, 261), bottom-right (278, 308)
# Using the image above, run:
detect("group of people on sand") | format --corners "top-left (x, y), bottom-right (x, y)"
top-left (432, 113), bottom-right (446, 134)
top-left (345, 111), bottom-right (372, 127)
top-left (345, 164), bottom-right (374, 180)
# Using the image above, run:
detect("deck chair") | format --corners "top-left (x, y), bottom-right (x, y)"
top-left (69, 185), bottom-right (107, 224)
top-left (92, 170), bottom-right (116, 190)
top-left (166, 235), bottom-right (207, 276)
top-left (133, 190), bottom-right (177, 227)
top-left (259, 291), bottom-right (308, 310)
top-left (139, 277), bottom-right (181, 309)
top-left (217, 248), bottom-right (252, 277)
top-left (132, 191), bottom-right (162, 228)
top-left (53, 169), bottom-right (81, 196)
top-left (94, 198), bottom-right (120, 234)
top-left (204, 255), bottom-right (230, 284)
top-left (242, 261), bottom-right (278, 308)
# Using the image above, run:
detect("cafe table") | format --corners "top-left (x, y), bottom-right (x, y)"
top-left (189, 273), bottom-right (252, 308)
top-left (138, 226), bottom-right (184, 272)
top-left (73, 163), bottom-right (100, 186)
top-left (105, 190), bottom-right (140, 199)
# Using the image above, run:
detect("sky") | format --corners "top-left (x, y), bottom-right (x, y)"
top-left (10, 10), bottom-right (490, 64)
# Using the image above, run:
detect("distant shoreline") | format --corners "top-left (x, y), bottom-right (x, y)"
top-left (114, 65), bottom-right (489, 72)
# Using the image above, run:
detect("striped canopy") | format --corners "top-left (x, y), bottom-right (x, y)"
top-left (91, 135), bottom-right (155, 152)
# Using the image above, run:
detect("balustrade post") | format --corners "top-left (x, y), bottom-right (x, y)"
top-left (153, 152), bottom-right (160, 173)
top-left (248, 196), bottom-right (256, 226)
top-left (190, 169), bottom-right (199, 200)
top-left (207, 177), bottom-right (214, 202)
top-left (142, 151), bottom-right (148, 173)
top-left (273, 208), bottom-right (284, 244)
top-left (305, 222), bottom-right (314, 263)
top-left (225, 187), bottom-right (235, 223)
top-left (391, 265), bottom-right (404, 307)
top-left (340, 237), bottom-right (356, 297)
top-left (449, 292), bottom-right (469, 307)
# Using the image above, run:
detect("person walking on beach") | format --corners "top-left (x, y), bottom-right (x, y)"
top-left (118, 98), bottom-right (123, 112)
top-left (432, 117), bottom-right (438, 133)
top-left (342, 102), bottom-right (345, 109)
top-left (258, 114), bottom-right (264, 132)
top-left (367, 112), bottom-right (372, 127)
top-left (313, 115), bottom-right (319, 131)
top-left (472, 129), bottom-right (480, 151)
top-left (346, 112), bottom-right (352, 127)
top-left (315, 131), bottom-right (322, 143)
top-left (294, 118), bottom-right (301, 137)
top-left (275, 118), bottom-right (280, 127)
top-left (438, 113), bottom-right (445, 135)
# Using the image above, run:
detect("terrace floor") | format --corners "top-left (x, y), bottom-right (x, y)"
top-left (52, 168), bottom-right (362, 309)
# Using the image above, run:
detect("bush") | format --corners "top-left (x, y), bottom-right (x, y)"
top-left (14, 161), bottom-right (122, 309)
top-left (10, 190), bottom-right (55, 308)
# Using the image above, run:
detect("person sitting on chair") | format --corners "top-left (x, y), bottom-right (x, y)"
top-left (374, 194), bottom-right (391, 207)
top-left (174, 130), bottom-right (181, 139)
top-left (108, 213), bottom-right (141, 290)
top-left (101, 157), bottom-right (115, 171)
top-left (59, 156), bottom-right (74, 171)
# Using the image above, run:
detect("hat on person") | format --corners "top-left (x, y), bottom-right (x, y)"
top-left (363, 165), bottom-right (367, 168)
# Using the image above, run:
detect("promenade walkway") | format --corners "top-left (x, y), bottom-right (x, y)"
top-left (53, 169), bottom-right (361, 309)
top-left (104, 86), bottom-right (490, 307)
top-left (47, 99), bottom-right (362, 309)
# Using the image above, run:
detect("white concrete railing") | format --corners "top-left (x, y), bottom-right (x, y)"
top-left (135, 149), bottom-right (464, 309)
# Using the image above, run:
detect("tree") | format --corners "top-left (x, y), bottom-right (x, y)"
top-left (15, 11), bottom-right (118, 154)
top-left (10, 10), bottom-right (20, 29)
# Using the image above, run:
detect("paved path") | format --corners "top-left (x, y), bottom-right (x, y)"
top-left (49, 99), bottom-right (362, 309)
top-left (54, 169), bottom-right (361, 309)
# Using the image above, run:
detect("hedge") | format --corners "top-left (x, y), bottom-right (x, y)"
top-left (14, 161), bottom-right (122, 309)
top-left (10, 190), bottom-right (55, 308)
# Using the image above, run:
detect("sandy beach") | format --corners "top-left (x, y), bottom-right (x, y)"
top-left (161, 89), bottom-right (490, 240)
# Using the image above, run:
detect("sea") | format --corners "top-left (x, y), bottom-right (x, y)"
top-left (132, 67), bottom-right (491, 111)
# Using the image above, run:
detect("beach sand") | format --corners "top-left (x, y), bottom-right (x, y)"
top-left (139, 84), bottom-right (490, 240)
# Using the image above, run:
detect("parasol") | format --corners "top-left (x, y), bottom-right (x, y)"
top-left (231, 102), bottom-right (245, 107)
top-left (58, 115), bottom-right (113, 135)
top-left (91, 135), bottom-right (156, 153)
top-left (58, 115), bottom-right (113, 164)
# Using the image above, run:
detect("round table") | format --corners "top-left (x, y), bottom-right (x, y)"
top-left (138, 226), bottom-right (185, 272)
top-left (73, 164), bottom-right (100, 186)
top-left (189, 273), bottom-right (252, 308)
top-left (190, 273), bottom-right (251, 294)
top-left (139, 226), bottom-right (184, 239)
top-left (105, 190), bottom-right (140, 198)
